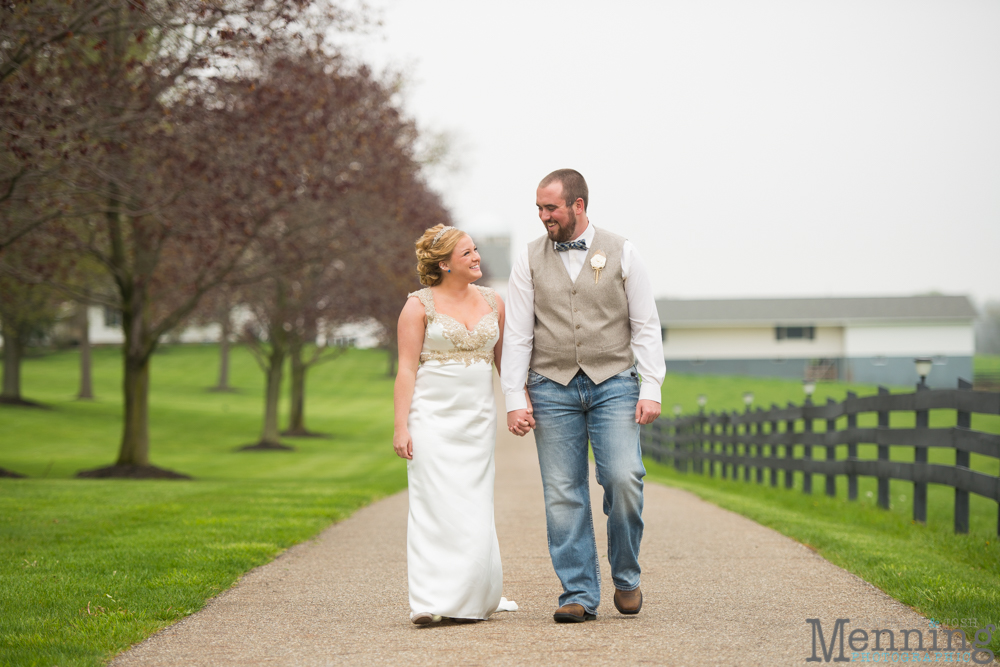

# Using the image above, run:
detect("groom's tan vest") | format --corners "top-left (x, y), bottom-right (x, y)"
top-left (528, 227), bottom-right (634, 386)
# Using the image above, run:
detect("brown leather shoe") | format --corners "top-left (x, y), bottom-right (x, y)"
top-left (553, 603), bottom-right (597, 623)
top-left (613, 587), bottom-right (642, 615)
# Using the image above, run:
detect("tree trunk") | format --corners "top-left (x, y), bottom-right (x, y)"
top-left (214, 309), bottom-right (232, 391)
top-left (77, 303), bottom-right (94, 400)
top-left (116, 351), bottom-right (150, 465)
top-left (259, 342), bottom-right (285, 445)
top-left (1, 321), bottom-right (22, 401)
top-left (384, 327), bottom-right (398, 377)
top-left (386, 343), bottom-right (398, 377)
top-left (285, 335), bottom-right (308, 435)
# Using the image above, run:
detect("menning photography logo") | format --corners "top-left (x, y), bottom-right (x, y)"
top-left (806, 618), bottom-right (996, 664)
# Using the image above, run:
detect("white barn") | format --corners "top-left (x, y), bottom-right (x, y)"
top-left (656, 295), bottom-right (976, 388)
top-left (82, 306), bottom-right (384, 349)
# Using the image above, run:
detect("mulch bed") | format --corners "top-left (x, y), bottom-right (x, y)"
top-left (0, 397), bottom-right (49, 409)
top-left (236, 441), bottom-right (296, 451)
top-left (76, 464), bottom-right (192, 479)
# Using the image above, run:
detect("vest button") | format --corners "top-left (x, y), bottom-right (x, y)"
top-left (571, 290), bottom-right (577, 295)
top-left (573, 308), bottom-right (578, 312)
top-left (576, 342), bottom-right (581, 346)
top-left (576, 324), bottom-right (581, 329)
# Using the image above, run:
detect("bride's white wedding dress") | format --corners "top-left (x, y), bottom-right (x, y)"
top-left (406, 285), bottom-right (516, 620)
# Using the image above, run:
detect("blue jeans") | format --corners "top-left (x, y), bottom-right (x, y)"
top-left (527, 366), bottom-right (645, 615)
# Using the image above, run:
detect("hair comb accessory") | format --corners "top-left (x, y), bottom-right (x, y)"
top-left (432, 226), bottom-right (455, 246)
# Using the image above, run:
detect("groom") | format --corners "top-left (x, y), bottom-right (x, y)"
top-left (501, 169), bottom-right (664, 623)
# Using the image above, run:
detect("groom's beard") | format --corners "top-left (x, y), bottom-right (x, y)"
top-left (546, 208), bottom-right (577, 243)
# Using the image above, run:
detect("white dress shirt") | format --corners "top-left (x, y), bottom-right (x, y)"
top-left (501, 223), bottom-right (665, 412)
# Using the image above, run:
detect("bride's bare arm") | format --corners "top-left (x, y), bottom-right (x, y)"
top-left (493, 294), bottom-right (505, 377)
top-left (393, 297), bottom-right (426, 460)
top-left (493, 295), bottom-right (534, 434)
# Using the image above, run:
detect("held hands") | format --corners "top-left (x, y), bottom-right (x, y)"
top-left (635, 399), bottom-right (661, 425)
top-left (507, 392), bottom-right (535, 437)
top-left (507, 408), bottom-right (534, 436)
top-left (393, 428), bottom-right (413, 460)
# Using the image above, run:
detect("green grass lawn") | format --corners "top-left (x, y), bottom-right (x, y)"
top-left (0, 345), bottom-right (404, 667)
top-left (2, 348), bottom-right (998, 664)
top-left (976, 354), bottom-right (1000, 375)
top-left (651, 370), bottom-right (1000, 654)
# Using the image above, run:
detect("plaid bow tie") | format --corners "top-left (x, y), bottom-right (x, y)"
top-left (554, 239), bottom-right (588, 252)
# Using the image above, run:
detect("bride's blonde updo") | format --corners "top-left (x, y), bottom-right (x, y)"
top-left (415, 224), bottom-right (467, 286)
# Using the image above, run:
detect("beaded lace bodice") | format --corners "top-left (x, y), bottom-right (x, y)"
top-left (409, 286), bottom-right (499, 366)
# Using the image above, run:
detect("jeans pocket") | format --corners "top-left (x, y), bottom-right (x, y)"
top-left (527, 370), bottom-right (546, 387)
top-left (615, 365), bottom-right (640, 384)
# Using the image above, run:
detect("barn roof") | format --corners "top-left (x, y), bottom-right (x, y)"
top-left (655, 295), bottom-right (977, 327)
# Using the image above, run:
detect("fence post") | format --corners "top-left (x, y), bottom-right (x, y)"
top-left (770, 407), bottom-right (780, 487)
top-left (955, 378), bottom-right (972, 534)
top-left (691, 410), bottom-right (715, 477)
top-left (718, 414), bottom-right (726, 479)
top-left (727, 414), bottom-right (735, 480)
top-left (913, 380), bottom-right (929, 524)
top-left (650, 421), bottom-right (662, 463)
top-left (668, 419), bottom-right (675, 471)
top-left (677, 417), bottom-right (685, 473)
top-left (732, 414), bottom-right (740, 481)
top-left (719, 414), bottom-right (726, 479)
top-left (681, 413), bottom-right (705, 473)
top-left (724, 414), bottom-right (733, 480)
top-left (846, 391), bottom-right (858, 501)
top-left (703, 411), bottom-right (711, 478)
top-left (720, 415), bottom-right (727, 479)
top-left (826, 397), bottom-right (837, 497)
top-left (689, 415), bottom-right (696, 474)
top-left (744, 410), bottom-right (752, 482)
top-left (732, 414), bottom-right (739, 480)
top-left (699, 418), bottom-right (704, 475)
top-left (685, 417), bottom-right (691, 473)
top-left (877, 386), bottom-right (890, 510)
top-left (802, 397), bottom-right (813, 495)
top-left (755, 409), bottom-right (765, 484)
top-left (684, 414), bottom-right (691, 475)
top-left (785, 407), bottom-right (796, 490)
top-left (673, 419), bottom-right (682, 473)
top-left (672, 418), bottom-right (680, 470)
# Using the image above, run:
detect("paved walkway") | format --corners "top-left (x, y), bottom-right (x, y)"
top-left (113, 387), bottom-right (930, 666)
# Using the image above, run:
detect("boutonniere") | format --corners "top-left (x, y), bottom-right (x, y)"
top-left (591, 251), bottom-right (606, 284)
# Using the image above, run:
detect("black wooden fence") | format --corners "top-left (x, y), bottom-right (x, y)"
top-left (640, 379), bottom-right (1000, 535)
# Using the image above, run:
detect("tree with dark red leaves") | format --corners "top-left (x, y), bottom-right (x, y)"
top-left (232, 50), bottom-right (441, 448)
top-left (1, 0), bottom-right (367, 477)
top-left (1, 1), bottom-right (456, 475)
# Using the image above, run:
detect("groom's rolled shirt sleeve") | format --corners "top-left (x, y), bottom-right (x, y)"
top-left (623, 242), bottom-right (665, 404)
top-left (501, 248), bottom-right (534, 413)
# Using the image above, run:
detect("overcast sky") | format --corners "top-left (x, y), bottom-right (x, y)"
top-left (344, 1), bottom-right (1000, 306)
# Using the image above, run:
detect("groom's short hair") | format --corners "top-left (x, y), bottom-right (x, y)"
top-left (540, 169), bottom-right (588, 212)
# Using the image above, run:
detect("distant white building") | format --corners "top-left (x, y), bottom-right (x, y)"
top-left (11, 232), bottom-right (517, 354)
top-left (656, 295), bottom-right (976, 388)
top-left (84, 306), bottom-right (224, 345)
top-left (84, 306), bottom-right (383, 349)
top-left (475, 234), bottom-right (511, 299)
top-left (315, 319), bottom-right (383, 349)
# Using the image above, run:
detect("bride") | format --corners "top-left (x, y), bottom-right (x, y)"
top-left (393, 224), bottom-right (520, 624)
